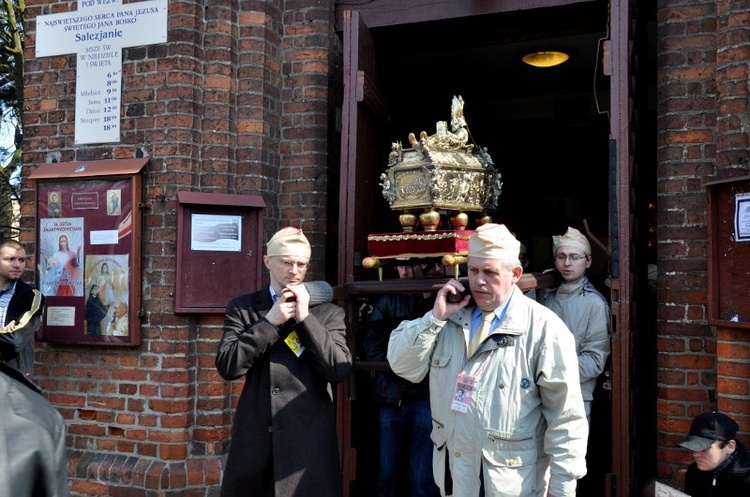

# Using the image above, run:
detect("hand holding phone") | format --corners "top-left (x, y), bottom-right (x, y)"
top-left (433, 279), bottom-right (472, 320)
top-left (445, 279), bottom-right (471, 303)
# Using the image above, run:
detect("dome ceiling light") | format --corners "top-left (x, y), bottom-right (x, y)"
top-left (521, 50), bottom-right (570, 68)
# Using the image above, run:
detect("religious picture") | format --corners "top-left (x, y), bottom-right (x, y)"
top-left (39, 218), bottom-right (85, 297)
top-left (107, 302), bottom-right (129, 337)
top-left (107, 189), bottom-right (122, 216)
top-left (48, 191), bottom-right (62, 217)
top-left (85, 255), bottom-right (129, 337)
top-left (84, 283), bottom-right (109, 335)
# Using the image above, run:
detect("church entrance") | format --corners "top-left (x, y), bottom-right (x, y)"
top-left (335, 2), bottom-right (656, 496)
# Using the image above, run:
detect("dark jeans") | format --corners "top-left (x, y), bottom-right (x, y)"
top-left (379, 397), bottom-right (435, 497)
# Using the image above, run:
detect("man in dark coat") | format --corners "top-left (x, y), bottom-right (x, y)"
top-left (216, 227), bottom-right (352, 497)
top-left (678, 411), bottom-right (750, 496)
top-left (0, 239), bottom-right (45, 379)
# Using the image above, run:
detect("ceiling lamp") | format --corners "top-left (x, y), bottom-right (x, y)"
top-left (521, 50), bottom-right (570, 68)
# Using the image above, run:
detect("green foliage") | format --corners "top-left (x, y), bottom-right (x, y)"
top-left (0, 0), bottom-right (24, 239)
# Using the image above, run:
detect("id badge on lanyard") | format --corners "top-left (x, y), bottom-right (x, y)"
top-left (450, 352), bottom-right (493, 414)
top-left (450, 372), bottom-right (475, 413)
top-left (285, 330), bottom-right (305, 357)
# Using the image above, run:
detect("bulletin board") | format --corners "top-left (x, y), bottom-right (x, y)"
top-left (175, 192), bottom-right (265, 313)
top-left (29, 158), bottom-right (147, 345)
top-left (707, 175), bottom-right (750, 329)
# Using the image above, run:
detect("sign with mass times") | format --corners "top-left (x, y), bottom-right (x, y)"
top-left (35, 0), bottom-right (168, 145)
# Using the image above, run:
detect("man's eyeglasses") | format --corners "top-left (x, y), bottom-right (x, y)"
top-left (555, 253), bottom-right (588, 263)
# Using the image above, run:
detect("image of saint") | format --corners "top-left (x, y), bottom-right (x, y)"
top-left (48, 192), bottom-right (62, 218)
top-left (84, 284), bottom-right (109, 335)
top-left (107, 189), bottom-right (121, 216)
top-left (106, 302), bottom-right (128, 336)
top-left (97, 262), bottom-right (117, 306)
top-left (41, 232), bottom-right (83, 297)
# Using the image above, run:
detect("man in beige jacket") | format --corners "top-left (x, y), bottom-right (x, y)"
top-left (388, 224), bottom-right (588, 497)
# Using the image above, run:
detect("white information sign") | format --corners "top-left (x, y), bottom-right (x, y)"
top-left (191, 214), bottom-right (243, 252)
top-left (46, 307), bottom-right (77, 327)
top-left (89, 229), bottom-right (119, 245)
top-left (735, 191), bottom-right (750, 242)
top-left (35, 0), bottom-right (168, 145)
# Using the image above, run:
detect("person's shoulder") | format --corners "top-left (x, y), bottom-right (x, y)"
top-left (521, 294), bottom-right (576, 337)
top-left (0, 362), bottom-right (63, 430)
top-left (13, 279), bottom-right (34, 293)
top-left (312, 301), bottom-right (345, 318)
top-left (9, 281), bottom-right (45, 309)
top-left (518, 290), bottom-right (558, 318)
top-left (226, 290), bottom-right (266, 309)
top-left (581, 280), bottom-right (609, 303)
top-left (0, 361), bottom-right (39, 393)
top-left (732, 440), bottom-right (750, 476)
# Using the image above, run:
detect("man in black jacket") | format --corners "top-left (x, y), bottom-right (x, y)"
top-left (679, 411), bottom-right (750, 496)
top-left (216, 227), bottom-right (352, 497)
top-left (0, 240), bottom-right (45, 379)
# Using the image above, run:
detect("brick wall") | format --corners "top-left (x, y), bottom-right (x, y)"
top-left (22, 0), bottom-right (339, 494)
top-left (656, 0), bottom-right (750, 488)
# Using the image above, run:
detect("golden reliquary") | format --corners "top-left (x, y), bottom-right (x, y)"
top-left (379, 95), bottom-right (502, 231)
top-left (366, 96), bottom-right (502, 277)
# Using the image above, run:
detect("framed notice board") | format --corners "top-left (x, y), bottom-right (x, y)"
top-left (29, 158), bottom-right (147, 345)
top-left (175, 192), bottom-right (265, 313)
top-left (707, 175), bottom-right (750, 329)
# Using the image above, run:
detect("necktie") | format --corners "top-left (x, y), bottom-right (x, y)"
top-left (469, 311), bottom-right (494, 356)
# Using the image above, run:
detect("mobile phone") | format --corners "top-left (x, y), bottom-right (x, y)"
top-left (445, 279), bottom-right (471, 303)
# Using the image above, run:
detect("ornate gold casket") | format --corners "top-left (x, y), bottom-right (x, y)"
top-left (379, 96), bottom-right (501, 231)
top-left (366, 96), bottom-right (502, 274)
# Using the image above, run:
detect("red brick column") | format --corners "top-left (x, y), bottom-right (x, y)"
top-left (655, 0), bottom-right (718, 486)
top-left (278, 3), bottom-right (339, 279)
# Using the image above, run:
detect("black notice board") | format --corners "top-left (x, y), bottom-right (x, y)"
top-left (707, 175), bottom-right (750, 328)
top-left (175, 192), bottom-right (265, 313)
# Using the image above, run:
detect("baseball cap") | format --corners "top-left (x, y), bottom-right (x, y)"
top-left (678, 411), bottom-right (739, 451)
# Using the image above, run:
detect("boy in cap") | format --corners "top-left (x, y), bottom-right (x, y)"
top-left (388, 223), bottom-right (588, 497)
top-left (544, 226), bottom-right (610, 420)
top-left (216, 227), bottom-right (352, 497)
top-left (678, 411), bottom-right (750, 496)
